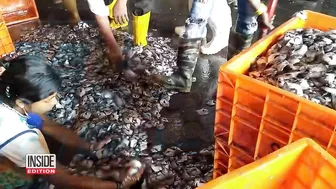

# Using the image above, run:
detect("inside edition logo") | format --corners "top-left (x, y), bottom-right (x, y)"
top-left (26, 154), bottom-right (56, 175)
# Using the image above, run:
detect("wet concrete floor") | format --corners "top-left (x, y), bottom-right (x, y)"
top-left (7, 0), bottom-right (336, 153)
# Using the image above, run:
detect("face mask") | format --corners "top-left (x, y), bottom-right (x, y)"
top-left (0, 100), bottom-right (44, 130)
top-left (26, 112), bottom-right (44, 130)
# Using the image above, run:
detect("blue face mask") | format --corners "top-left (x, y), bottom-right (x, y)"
top-left (27, 112), bottom-right (44, 130)
top-left (0, 101), bottom-right (44, 130)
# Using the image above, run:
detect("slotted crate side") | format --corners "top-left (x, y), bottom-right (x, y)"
top-left (0, 0), bottom-right (39, 25)
top-left (224, 72), bottom-right (336, 174)
top-left (198, 138), bottom-right (336, 189)
top-left (213, 139), bottom-right (229, 177)
top-left (213, 68), bottom-right (236, 178)
top-left (214, 10), bottom-right (336, 178)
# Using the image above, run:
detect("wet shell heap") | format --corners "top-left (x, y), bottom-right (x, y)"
top-left (249, 28), bottom-right (336, 110)
top-left (10, 25), bottom-right (213, 189)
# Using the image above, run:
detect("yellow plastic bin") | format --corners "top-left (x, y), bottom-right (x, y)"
top-left (198, 138), bottom-right (336, 189)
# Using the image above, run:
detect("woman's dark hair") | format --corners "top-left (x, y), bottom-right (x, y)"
top-left (0, 55), bottom-right (61, 107)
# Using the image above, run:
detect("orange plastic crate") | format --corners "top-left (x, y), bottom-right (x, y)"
top-left (0, 15), bottom-right (14, 56)
top-left (199, 138), bottom-right (336, 189)
top-left (0, 0), bottom-right (39, 25)
top-left (214, 10), bottom-right (336, 179)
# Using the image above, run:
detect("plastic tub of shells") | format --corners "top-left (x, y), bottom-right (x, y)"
top-left (199, 138), bottom-right (336, 189)
top-left (0, 15), bottom-right (14, 56)
top-left (0, 0), bottom-right (39, 26)
top-left (214, 10), bottom-right (336, 179)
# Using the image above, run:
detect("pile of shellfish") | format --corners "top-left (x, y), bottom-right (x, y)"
top-left (249, 28), bottom-right (336, 109)
top-left (9, 24), bottom-right (213, 188)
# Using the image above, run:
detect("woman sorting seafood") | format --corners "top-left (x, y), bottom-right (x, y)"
top-left (0, 55), bottom-right (145, 189)
top-left (87, 0), bottom-right (152, 73)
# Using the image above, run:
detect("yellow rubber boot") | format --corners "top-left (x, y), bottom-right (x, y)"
top-left (109, 0), bottom-right (129, 29)
top-left (132, 10), bottom-right (151, 46)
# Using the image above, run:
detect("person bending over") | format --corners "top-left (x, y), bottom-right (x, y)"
top-left (0, 55), bottom-right (144, 189)
top-left (87, 0), bottom-right (152, 75)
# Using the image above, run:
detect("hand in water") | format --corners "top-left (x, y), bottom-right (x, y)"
top-left (110, 161), bottom-right (145, 188)
top-left (90, 138), bottom-right (112, 152)
top-left (113, 0), bottom-right (129, 25)
top-left (107, 50), bottom-right (123, 71)
top-left (106, 49), bottom-right (139, 80)
top-left (119, 165), bottom-right (145, 188)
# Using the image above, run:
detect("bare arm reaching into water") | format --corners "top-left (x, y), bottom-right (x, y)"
top-left (40, 115), bottom-right (110, 153)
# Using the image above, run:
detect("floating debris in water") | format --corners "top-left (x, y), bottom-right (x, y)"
top-left (10, 24), bottom-right (214, 188)
top-left (206, 100), bottom-right (216, 106)
top-left (249, 28), bottom-right (336, 110)
top-left (196, 108), bottom-right (209, 116)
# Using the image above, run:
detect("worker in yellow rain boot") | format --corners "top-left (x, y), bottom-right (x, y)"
top-left (108, 0), bottom-right (151, 46)
top-left (132, 4), bottom-right (151, 47)
top-left (87, 0), bottom-right (151, 77)
top-left (109, 0), bottom-right (129, 30)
